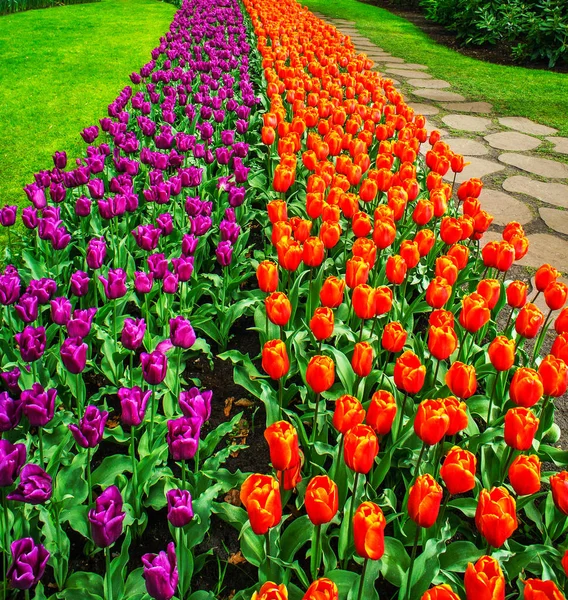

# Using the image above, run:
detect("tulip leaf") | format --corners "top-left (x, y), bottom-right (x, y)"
top-left (22, 249), bottom-right (47, 279)
top-left (239, 521), bottom-right (265, 567)
top-left (380, 536), bottom-right (410, 587)
top-left (54, 451), bottom-right (88, 508)
top-left (212, 501), bottom-right (248, 532)
top-left (124, 568), bottom-right (146, 598)
top-left (501, 543), bottom-right (547, 579)
top-left (60, 505), bottom-right (90, 540)
top-left (324, 569), bottom-right (358, 599)
top-left (63, 571), bottom-right (104, 599)
top-left (185, 484), bottom-right (223, 551)
top-left (233, 365), bottom-right (280, 425)
top-left (358, 558), bottom-right (381, 600)
top-left (200, 411), bottom-right (243, 459)
top-left (91, 455), bottom-right (133, 488)
top-left (404, 532), bottom-right (448, 599)
top-left (327, 346), bottom-right (356, 393)
top-left (279, 515), bottom-right (314, 563)
top-left (110, 530), bottom-right (132, 600)
top-left (439, 541), bottom-right (483, 572)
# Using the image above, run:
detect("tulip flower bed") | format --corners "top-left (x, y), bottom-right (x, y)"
top-left (2, 0), bottom-right (568, 598)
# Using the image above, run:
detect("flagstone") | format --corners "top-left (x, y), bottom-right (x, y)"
top-left (539, 207), bottom-right (568, 236)
top-left (386, 69), bottom-right (432, 79)
top-left (478, 189), bottom-right (533, 226)
top-left (445, 138), bottom-right (489, 156)
top-left (412, 89), bottom-right (466, 102)
top-left (442, 114), bottom-right (492, 133)
top-left (518, 234), bottom-right (568, 272)
top-left (440, 102), bottom-right (493, 114)
top-left (407, 79), bottom-right (451, 89)
top-left (502, 176), bottom-right (568, 209)
top-left (499, 153), bottom-right (568, 179)
top-left (498, 117), bottom-right (558, 136)
top-left (407, 102), bottom-right (440, 116)
top-left (442, 157), bottom-right (505, 183)
top-left (484, 131), bottom-right (541, 152)
top-left (546, 137), bottom-right (568, 155)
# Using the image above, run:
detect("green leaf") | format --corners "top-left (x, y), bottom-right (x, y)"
top-left (280, 515), bottom-right (314, 563)
top-left (60, 505), bottom-right (90, 539)
top-left (380, 536), bottom-right (410, 587)
top-left (448, 497), bottom-right (477, 518)
top-left (91, 455), bottom-right (132, 488)
top-left (240, 521), bottom-right (265, 567)
top-left (439, 541), bottom-right (483, 572)
top-left (63, 571), bottom-right (104, 597)
top-left (212, 501), bottom-right (248, 532)
top-left (325, 569), bottom-right (358, 599)
top-left (200, 411), bottom-right (243, 459)
top-left (124, 567), bottom-right (147, 598)
top-left (54, 452), bottom-right (88, 509)
top-left (327, 346), bottom-right (355, 393)
top-left (111, 530), bottom-right (132, 600)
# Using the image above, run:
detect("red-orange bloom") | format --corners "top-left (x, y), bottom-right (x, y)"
top-left (305, 476), bottom-right (339, 526)
top-left (267, 200), bottom-right (288, 224)
top-left (352, 342), bottom-right (373, 377)
top-left (464, 556), bottom-right (505, 600)
top-left (306, 355), bottom-right (335, 394)
top-left (421, 585), bottom-right (460, 600)
top-left (435, 256), bottom-right (458, 286)
top-left (535, 264), bottom-right (559, 292)
top-left (440, 446), bottom-right (476, 495)
top-left (375, 286), bottom-right (393, 316)
top-left (256, 261), bottom-right (279, 293)
top-left (426, 277), bottom-right (452, 309)
top-left (393, 350), bottom-right (426, 394)
top-left (352, 284), bottom-right (376, 320)
top-left (428, 325), bottom-right (458, 361)
top-left (366, 390), bottom-right (397, 435)
top-left (320, 276), bottom-right (345, 308)
top-left (346, 256), bottom-right (370, 289)
top-left (353, 501), bottom-right (386, 560)
top-left (509, 454), bottom-right (541, 496)
top-left (509, 367), bottom-right (543, 408)
top-left (555, 307), bottom-right (568, 334)
top-left (506, 280), bottom-right (528, 308)
top-left (414, 399), bottom-right (450, 445)
top-left (477, 279), bottom-right (500, 310)
top-left (240, 474), bottom-right (282, 535)
top-left (332, 394), bottom-right (365, 435)
top-left (303, 236), bottom-right (325, 268)
top-left (475, 487), bottom-right (518, 548)
top-left (515, 303), bottom-right (544, 339)
top-left (523, 579), bottom-right (564, 600)
top-left (550, 471), bottom-right (568, 515)
top-left (265, 291), bottom-right (292, 326)
top-left (488, 336), bottom-right (515, 372)
top-left (382, 321), bottom-right (407, 353)
top-left (445, 361), bottom-right (477, 399)
top-left (545, 281), bottom-right (568, 311)
top-left (504, 407), bottom-right (539, 450)
top-left (277, 239), bottom-right (303, 272)
top-left (302, 578), bottom-right (338, 600)
top-left (459, 293), bottom-right (490, 333)
top-left (252, 582), bottom-right (287, 600)
top-left (385, 255), bottom-right (407, 285)
top-left (344, 424), bottom-right (379, 474)
top-left (264, 420), bottom-right (300, 472)
top-left (538, 354), bottom-right (568, 397)
top-left (262, 340), bottom-right (290, 380)
top-left (441, 396), bottom-right (468, 435)
top-left (310, 307), bottom-right (334, 341)
top-left (408, 474), bottom-right (443, 528)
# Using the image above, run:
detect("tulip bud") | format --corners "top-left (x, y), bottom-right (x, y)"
top-left (240, 474), bottom-right (282, 535)
top-left (440, 446), bottom-right (476, 495)
top-left (509, 367), bottom-right (543, 408)
top-left (509, 454), bottom-right (541, 496)
top-left (408, 474), bottom-right (443, 528)
top-left (306, 355), bottom-right (335, 394)
top-left (344, 424), bottom-right (379, 474)
top-left (504, 407), bottom-right (539, 450)
top-left (265, 292), bottom-right (292, 326)
top-left (142, 542), bottom-right (178, 600)
top-left (89, 485), bottom-right (125, 548)
top-left (353, 501), bottom-right (386, 560)
top-left (256, 261), bottom-right (279, 293)
top-left (464, 556), bottom-right (505, 600)
top-left (523, 579), bottom-right (564, 600)
top-left (332, 395), bottom-right (365, 435)
top-left (475, 487), bottom-right (517, 547)
top-left (7, 538), bottom-right (50, 590)
top-left (414, 399), bottom-right (450, 446)
top-left (305, 476), bottom-right (338, 526)
top-left (264, 421), bottom-right (300, 472)
top-left (262, 340), bottom-right (289, 380)
top-left (351, 342), bottom-right (373, 377)
top-left (445, 362), bottom-right (477, 399)
top-left (550, 470), bottom-right (568, 515)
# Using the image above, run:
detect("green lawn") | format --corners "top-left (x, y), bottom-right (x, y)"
top-left (304, 0), bottom-right (568, 137)
top-left (0, 0), bottom-right (176, 207)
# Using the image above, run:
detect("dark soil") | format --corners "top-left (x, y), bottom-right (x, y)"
top-left (363, 0), bottom-right (568, 73)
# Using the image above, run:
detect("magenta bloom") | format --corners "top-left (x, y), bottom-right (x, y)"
top-left (15, 294), bottom-right (39, 324)
top-left (99, 268), bottom-right (127, 299)
top-left (0, 392), bottom-right (22, 432)
top-left (141, 351), bottom-right (168, 385)
top-left (69, 405), bottom-right (108, 448)
top-left (132, 224), bottom-right (161, 251)
top-left (0, 439), bottom-right (27, 487)
top-left (166, 489), bottom-right (194, 528)
top-left (67, 308), bottom-right (97, 338)
top-left (169, 317), bottom-right (196, 349)
top-left (50, 297), bottom-right (72, 326)
top-left (7, 538), bottom-right (50, 590)
top-left (89, 485), bottom-right (125, 548)
top-left (121, 318), bottom-right (146, 350)
top-left (7, 464), bottom-right (52, 505)
top-left (166, 416), bottom-right (201, 461)
top-left (179, 387), bottom-right (212, 425)
top-left (86, 237), bottom-right (107, 270)
top-left (70, 270), bottom-right (90, 297)
top-left (60, 336), bottom-right (88, 374)
top-left (15, 326), bottom-right (46, 363)
top-left (21, 384), bottom-right (56, 427)
top-left (134, 271), bottom-right (154, 294)
top-left (118, 387), bottom-right (151, 427)
top-left (142, 542), bottom-right (178, 600)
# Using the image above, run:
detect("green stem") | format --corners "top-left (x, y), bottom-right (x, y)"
top-left (130, 427), bottom-right (139, 517)
top-left (432, 359), bottom-right (441, 387)
top-left (486, 372), bottom-right (500, 426)
top-left (405, 527), bottom-right (421, 600)
top-left (413, 442), bottom-right (427, 484)
top-left (38, 427), bottom-right (44, 466)
top-left (177, 528), bottom-right (184, 600)
top-left (148, 388), bottom-right (156, 449)
top-left (105, 546), bottom-right (112, 600)
top-left (278, 377), bottom-right (284, 420)
top-left (87, 447), bottom-right (93, 507)
top-left (129, 352), bottom-right (134, 388)
top-left (396, 392), bottom-right (409, 438)
top-left (311, 393), bottom-right (321, 442)
top-left (194, 446), bottom-right (200, 476)
top-left (344, 471), bottom-right (360, 569)
top-left (176, 347), bottom-right (183, 402)
top-left (356, 558), bottom-right (369, 600)
top-left (265, 532), bottom-right (272, 582)
top-left (181, 460), bottom-right (187, 489)
top-left (53, 506), bottom-right (64, 588)
top-left (310, 524), bottom-right (322, 581)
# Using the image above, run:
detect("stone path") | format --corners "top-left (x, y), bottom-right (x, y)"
top-left (313, 13), bottom-right (568, 276)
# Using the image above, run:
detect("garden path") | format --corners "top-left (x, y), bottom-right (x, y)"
top-left (314, 13), bottom-right (568, 310)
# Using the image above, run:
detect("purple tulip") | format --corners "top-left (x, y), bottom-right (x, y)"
top-left (23, 183), bottom-right (46, 209)
top-left (50, 297), bottom-right (72, 326)
top-left (53, 151), bottom-right (67, 169)
top-left (134, 271), bottom-right (154, 294)
top-left (0, 270), bottom-right (21, 305)
top-left (166, 416), bottom-right (201, 461)
top-left (190, 215), bottom-right (211, 236)
top-left (81, 125), bottom-right (99, 144)
top-left (0, 392), bottom-right (21, 432)
top-left (67, 307), bottom-right (97, 338)
top-left (179, 387), bottom-right (212, 425)
top-left (162, 271), bottom-right (179, 295)
top-left (0, 206), bottom-right (17, 227)
top-left (220, 220), bottom-right (240, 244)
top-left (15, 294), bottom-right (39, 324)
top-left (22, 207), bottom-right (39, 230)
top-left (148, 254), bottom-right (168, 280)
top-left (140, 351), bottom-right (168, 386)
top-left (51, 226), bottom-right (71, 250)
top-left (0, 439), bottom-right (27, 487)
top-left (169, 317), bottom-right (196, 349)
top-left (215, 241), bottom-right (233, 267)
top-left (171, 256), bottom-right (194, 283)
top-left (220, 130), bottom-right (235, 146)
top-left (156, 213), bottom-right (173, 236)
top-left (132, 224), bottom-right (161, 251)
top-left (118, 387), bottom-right (151, 427)
top-left (87, 178), bottom-right (105, 199)
top-left (70, 270), bottom-right (90, 297)
top-left (166, 489), bottom-right (194, 528)
top-left (21, 384), bottom-right (56, 427)
top-left (6, 538), bottom-right (50, 589)
top-left (75, 196), bottom-right (92, 217)
top-left (49, 183), bottom-right (66, 204)
top-left (69, 405), bottom-right (108, 448)
top-left (14, 326), bottom-right (46, 363)
top-left (89, 485), bottom-right (125, 548)
top-left (86, 237), bottom-right (107, 270)
top-left (142, 542), bottom-right (178, 600)
top-left (181, 234), bottom-right (198, 256)
top-left (99, 268), bottom-right (127, 300)
top-left (228, 186), bottom-right (245, 208)
top-left (60, 337), bottom-right (88, 374)
top-left (27, 279), bottom-right (56, 304)
top-left (121, 318), bottom-right (146, 350)
top-left (1, 367), bottom-right (21, 396)
top-left (7, 464), bottom-right (52, 505)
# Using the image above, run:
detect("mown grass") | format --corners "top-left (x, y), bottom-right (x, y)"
top-left (304, 0), bottom-right (568, 137)
top-left (0, 0), bottom-right (176, 207)
top-left (1, 0), bottom-right (99, 17)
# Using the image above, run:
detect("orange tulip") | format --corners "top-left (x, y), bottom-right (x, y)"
top-left (366, 390), bottom-right (397, 435)
top-left (430, 309), bottom-right (454, 329)
top-left (544, 281), bottom-right (568, 311)
top-left (555, 307), bottom-right (568, 334)
top-left (447, 243), bottom-right (469, 270)
top-left (262, 340), bottom-right (290, 380)
top-left (351, 211), bottom-right (372, 238)
top-left (459, 293), bottom-right (490, 333)
top-left (310, 307), bottom-right (334, 341)
top-left (414, 399), bottom-right (450, 445)
top-left (415, 229), bottom-right (435, 257)
top-left (374, 286), bottom-right (393, 316)
top-left (506, 280), bottom-right (528, 308)
top-left (441, 396), bottom-right (468, 435)
top-left (305, 476), bottom-right (339, 526)
top-left (426, 277), bottom-right (452, 309)
top-left (428, 325), bottom-right (458, 361)
top-left (332, 394), bottom-right (365, 435)
top-left (435, 256), bottom-right (458, 286)
top-left (509, 454), bottom-right (541, 496)
top-left (445, 362), bottom-right (477, 399)
top-left (257, 261), bottom-right (279, 293)
top-left (475, 487), bottom-right (518, 547)
top-left (538, 354), bottom-right (568, 397)
top-left (320, 276), bottom-right (345, 308)
top-left (352, 238), bottom-right (377, 269)
top-left (440, 217), bottom-right (463, 245)
top-left (261, 126), bottom-right (276, 146)
top-left (352, 342), bottom-right (373, 377)
top-left (440, 446), bottom-right (476, 495)
top-left (400, 240), bottom-right (420, 270)
top-left (552, 332), bottom-right (568, 364)
top-left (265, 291), bottom-right (292, 326)
top-left (488, 336), bottom-right (515, 372)
top-left (421, 585), bottom-right (460, 600)
top-left (394, 351), bottom-right (426, 395)
top-left (240, 474), bottom-right (282, 535)
top-left (273, 164), bottom-right (295, 193)
top-left (353, 501), bottom-right (386, 560)
top-left (264, 421), bottom-right (300, 472)
top-left (563, 549), bottom-right (568, 576)
top-left (535, 264), bottom-right (559, 292)
top-left (372, 218), bottom-right (396, 250)
top-left (523, 579), bottom-right (564, 600)
top-left (302, 578), bottom-right (339, 600)
top-left (319, 220), bottom-right (342, 249)
top-left (515, 303), bottom-right (544, 339)
top-left (346, 256), bottom-right (370, 289)
top-left (382, 321), bottom-right (407, 353)
top-left (352, 284), bottom-right (376, 320)
top-left (303, 236), bottom-right (325, 268)
top-left (477, 279), bottom-right (500, 310)
top-left (408, 474), bottom-right (443, 528)
top-left (277, 239), bottom-right (303, 272)
top-left (494, 241), bottom-right (514, 272)
top-left (509, 367), bottom-right (543, 408)
top-left (344, 424), bottom-right (379, 474)
top-left (464, 556), bottom-right (505, 600)
top-left (385, 255), bottom-right (407, 285)
top-left (504, 407), bottom-right (539, 450)
top-left (279, 456), bottom-right (302, 491)
top-left (550, 471), bottom-right (568, 515)
top-left (306, 355), bottom-right (335, 394)
top-left (252, 582), bottom-right (288, 600)
top-left (267, 200), bottom-right (288, 224)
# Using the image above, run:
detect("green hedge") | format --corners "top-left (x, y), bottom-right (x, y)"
top-left (419, 0), bottom-right (568, 67)
top-left (0, 0), bottom-right (100, 15)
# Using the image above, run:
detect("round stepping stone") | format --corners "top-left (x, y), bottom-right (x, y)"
top-left (498, 117), bottom-right (558, 136)
top-left (546, 137), bottom-right (568, 155)
top-left (386, 63), bottom-right (429, 70)
top-left (442, 157), bottom-right (505, 183)
top-left (498, 153), bottom-right (568, 179)
top-left (412, 89), bottom-right (466, 102)
top-left (442, 114), bottom-right (492, 133)
top-left (408, 102), bottom-right (439, 116)
top-left (503, 176), bottom-right (568, 209)
top-left (445, 138), bottom-right (488, 156)
top-left (484, 131), bottom-right (541, 152)
top-left (407, 79), bottom-right (451, 89)
top-left (540, 207), bottom-right (568, 236)
top-left (441, 102), bottom-right (493, 114)
top-left (386, 69), bottom-right (432, 79)
top-left (518, 233), bottom-right (568, 272)
top-left (478, 189), bottom-right (533, 226)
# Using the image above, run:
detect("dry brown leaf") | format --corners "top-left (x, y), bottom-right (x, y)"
top-left (224, 396), bottom-right (235, 417)
top-left (228, 551), bottom-right (246, 565)
top-left (224, 488), bottom-right (242, 506)
top-left (235, 398), bottom-right (254, 408)
top-left (106, 415), bottom-right (120, 430)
